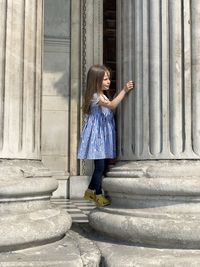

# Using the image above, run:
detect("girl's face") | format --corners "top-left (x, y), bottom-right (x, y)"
top-left (101, 71), bottom-right (111, 91)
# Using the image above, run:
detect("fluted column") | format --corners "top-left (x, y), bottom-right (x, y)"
top-left (0, 0), bottom-right (42, 159)
top-left (117, 0), bottom-right (200, 160)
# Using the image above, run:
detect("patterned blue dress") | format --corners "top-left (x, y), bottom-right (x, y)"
top-left (77, 93), bottom-right (116, 159)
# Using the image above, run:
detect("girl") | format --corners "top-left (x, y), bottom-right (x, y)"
top-left (77, 64), bottom-right (134, 206)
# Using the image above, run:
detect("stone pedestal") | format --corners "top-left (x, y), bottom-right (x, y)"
top-left (0, 160), bottom-right (71, 252)
top-left (89, 160), bottom-right (200, 249)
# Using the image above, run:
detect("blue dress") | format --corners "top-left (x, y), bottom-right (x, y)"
top-left (77, 93), bottom-right (116, 159)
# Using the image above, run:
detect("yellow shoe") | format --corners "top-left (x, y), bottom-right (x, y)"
top-left (84, 189), bottom-right (96, 202)
top-left (95, 194), bottom-right (110, 207)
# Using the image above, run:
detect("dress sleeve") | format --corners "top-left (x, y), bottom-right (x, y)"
top-left (91, 93), bottom-right (100, 105)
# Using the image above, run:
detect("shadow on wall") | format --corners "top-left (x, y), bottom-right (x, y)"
top-left (43, 0), bottom-right (71, 99)
top-left (54, 73), bottom-right (69, 98)
top-left (43, 47), bottom-right (70, 99)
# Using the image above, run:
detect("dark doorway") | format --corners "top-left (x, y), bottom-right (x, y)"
top-left (103, 0), bottom-right (116, 98)
top-left (103, 0), bottom-right (117, 167)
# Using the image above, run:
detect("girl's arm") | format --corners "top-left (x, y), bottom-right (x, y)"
top-left (99, 80), bottom-right (134, 110)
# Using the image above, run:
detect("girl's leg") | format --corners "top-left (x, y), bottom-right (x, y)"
top-left (88, 159), bottom-right (107, 194)
top-left (103, 158), bottom-right (109, 176)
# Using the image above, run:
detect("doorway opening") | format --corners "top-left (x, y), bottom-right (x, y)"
top-left (103, 0), bottom-right (117, 167)
top-left (103, 0), bottom-right (117, 98)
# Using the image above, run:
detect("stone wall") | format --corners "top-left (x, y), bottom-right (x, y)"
top-left (43, 0), bottom-right (71, 197)
top-left (43, 0), bottom-right (70, 171)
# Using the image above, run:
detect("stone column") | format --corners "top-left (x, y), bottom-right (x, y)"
top-left (89, 0), bottom-right (200, 254)
top-left (0, 0), bottom-right (41, 159)
top-left (0, 0), bottom-right (71, 251)
top-left (116, 0), bottom-right (200, 160)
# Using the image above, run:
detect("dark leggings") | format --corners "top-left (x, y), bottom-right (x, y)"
top-left (88, 159), bottom-right (108, 195)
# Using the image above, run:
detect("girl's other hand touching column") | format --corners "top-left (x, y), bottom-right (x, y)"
top-left (124, 80), bottom-right (135, 93)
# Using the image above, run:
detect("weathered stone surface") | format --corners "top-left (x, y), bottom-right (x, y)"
top-left (89, 207), bottom-right (200, 249)
top-left (71, 224), bottom-right (101, 266)
top-left (74, 220), bottom-right (200, 267)
top-left (89, 160), bottom-right (200, 249)
top-left (0, 209), bottom-right (71, 252)
top-left (0, 160), bottom-right (72, 252)
top-left (0, 228), bottom-right (101, 267)
top-left (98, 240), bottom-right (200, 267)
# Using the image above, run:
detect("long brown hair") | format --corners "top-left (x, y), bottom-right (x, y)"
top-left (82, 65), bottom-right (110, 114)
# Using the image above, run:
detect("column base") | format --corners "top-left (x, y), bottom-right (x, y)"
top-left (97, 239), bottom-right (200, 267)
top-left (0, 227), bottom-right (101, 266)
top-left (0, 159), bottom-right (71, 251)
top-left (89, 160), bottom-right (200, 249)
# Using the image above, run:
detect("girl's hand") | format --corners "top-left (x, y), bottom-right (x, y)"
top-left (124, 80), bottom-right (135, 93)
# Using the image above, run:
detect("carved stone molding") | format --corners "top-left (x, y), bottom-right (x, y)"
top-left (44, 37), bottom-right (70, 53)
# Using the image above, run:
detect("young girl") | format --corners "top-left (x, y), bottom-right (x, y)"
top-left (77, 64), bottom-right (134, 206)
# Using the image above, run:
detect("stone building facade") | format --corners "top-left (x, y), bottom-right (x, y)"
top-left (1, 0), bottom-right (200, 264)
top-left (43, 0), bottom-right (200, 196)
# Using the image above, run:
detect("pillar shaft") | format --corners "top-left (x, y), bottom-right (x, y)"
top-left (0, 0), bottom-right (42, 159)
top-left (117, 0), bottom-right (200, 160)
